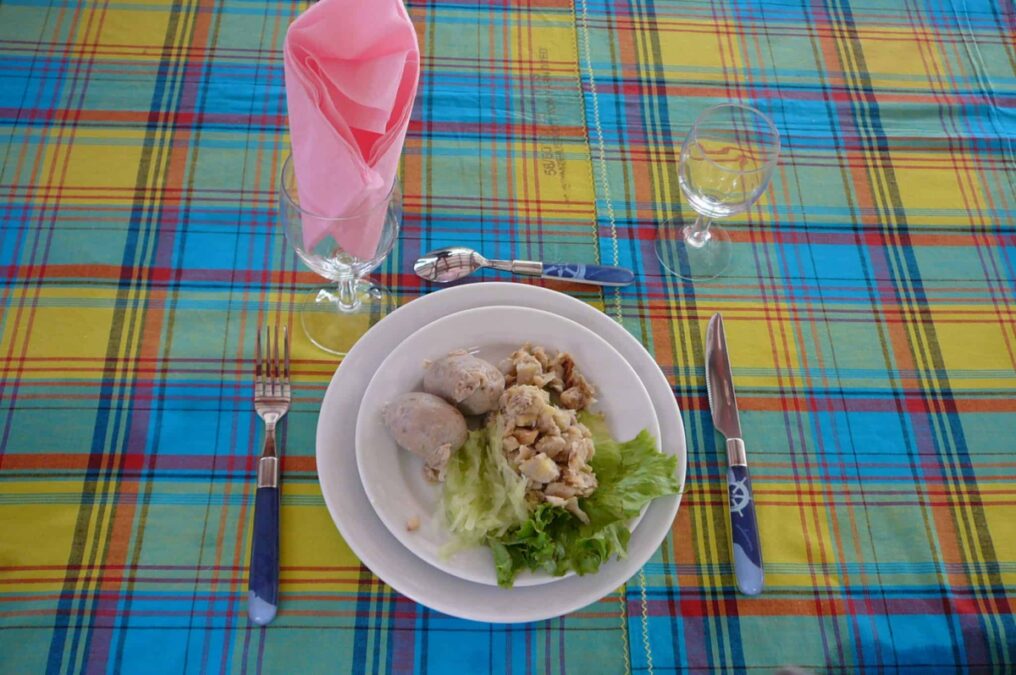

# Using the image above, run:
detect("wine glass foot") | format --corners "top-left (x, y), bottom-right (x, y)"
top-left (300, 279), bottom-right (394, 357)
top-left (654, 220), bottom-right (732, 281)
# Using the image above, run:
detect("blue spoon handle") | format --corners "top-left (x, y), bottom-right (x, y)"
top-left (542, 263), bottom-right (635, 287)
top-left (728, 464), bottom-right (764, 595)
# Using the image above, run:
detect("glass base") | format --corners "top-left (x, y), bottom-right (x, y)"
top-left (300, 279), bottom-right (394, 357)
top-left (655, 219), bottom-right (732, 281)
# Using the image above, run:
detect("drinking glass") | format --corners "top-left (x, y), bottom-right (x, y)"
top-left (279, 154), bottom-right (402, 356)
top-left (655, 103), bottom-right (780, 280)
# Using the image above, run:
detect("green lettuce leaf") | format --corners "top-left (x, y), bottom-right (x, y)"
top-left (489, 413), bottom-right (681, 587)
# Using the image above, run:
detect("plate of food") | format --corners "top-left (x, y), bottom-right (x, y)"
top-left (316, 282), bottom-right (687, 623)
top-left (355, 305), bottom-right (678, 587)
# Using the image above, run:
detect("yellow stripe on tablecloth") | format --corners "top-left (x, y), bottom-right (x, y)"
top-left (80, 6), bottom-right (172, 56)
top-left (279, 483), bottom-right (366, 593)
top-left (0, 486), bottom-right (82, 593)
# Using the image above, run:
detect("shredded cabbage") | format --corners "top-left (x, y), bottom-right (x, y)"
top-left (441, 418), bottom-right (529, 551)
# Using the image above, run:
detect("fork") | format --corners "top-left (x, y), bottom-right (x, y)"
top-left (249, 324), bottom-right (290, 626)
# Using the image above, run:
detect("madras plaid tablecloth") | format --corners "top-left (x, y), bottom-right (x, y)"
top-left (1, 0), bottom-right (1014, 671)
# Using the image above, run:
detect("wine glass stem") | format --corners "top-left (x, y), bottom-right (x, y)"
top-left (686, 214), bottom-right (713, 248)
top-left (335, 277), bottom-right (361, 313)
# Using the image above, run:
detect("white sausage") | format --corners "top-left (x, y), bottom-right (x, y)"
top-left (423, 352), bottom-right (505, 415)
top-left (382, 392), bottom-right (468, 481)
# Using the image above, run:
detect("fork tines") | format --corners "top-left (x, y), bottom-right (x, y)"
top-left (255, 324), bottom-right (291, 399)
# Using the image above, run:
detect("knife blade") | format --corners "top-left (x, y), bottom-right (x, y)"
top-left (705, 313), bottom-right (764, 596)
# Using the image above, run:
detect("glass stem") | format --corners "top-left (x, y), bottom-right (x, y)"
top-left (686, 214), bottom-right (713, 248)
top-left (335, 277), bottom-right (361, 313)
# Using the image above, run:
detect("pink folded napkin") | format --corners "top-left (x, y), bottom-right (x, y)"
top-left (283, 0), bottom-right (420, 259)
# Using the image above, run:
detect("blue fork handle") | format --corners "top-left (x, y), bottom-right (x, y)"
top-left (728, 464), bottom-right (764, 595)
top-left (542, 263), bottom-right (635, 287)
top-left (249, 483), bottom-right (279, 625)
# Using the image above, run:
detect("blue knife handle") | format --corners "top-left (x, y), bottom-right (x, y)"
top-left (248, 485), bottom-right (279, 624)
top-left (727, 464), bottom-right (764, 595)
top-left (542, 263), bottom-right (635, 287)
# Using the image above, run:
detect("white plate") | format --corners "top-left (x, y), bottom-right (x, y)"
top-left (355, 305), bottom-right (661, 586)
top-left (316, 283), bottom-right (687, 623)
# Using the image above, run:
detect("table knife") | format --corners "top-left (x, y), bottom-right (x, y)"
top-left (705, 313), bottom-right (764, 595)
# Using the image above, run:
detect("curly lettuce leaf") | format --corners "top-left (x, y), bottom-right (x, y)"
top-left (580, 413), bottom-right (684, 522)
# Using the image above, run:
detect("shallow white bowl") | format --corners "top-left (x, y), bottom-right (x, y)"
top-left (355, 305), bottom-right (660, 587)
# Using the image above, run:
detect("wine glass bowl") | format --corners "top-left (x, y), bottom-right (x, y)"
top-left (657, 104), bottom-right (780, 280)
top-left (279, 154), bottom-right (402, 356)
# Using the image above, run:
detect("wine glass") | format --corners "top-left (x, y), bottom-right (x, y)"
top-left (279, 154), bottom-right (402, 356)
top-left (655, 103), bottom-right (780, 280)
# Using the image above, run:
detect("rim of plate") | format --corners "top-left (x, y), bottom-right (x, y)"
top-left (353, 304), bottom-right (661, 587)
top-left (315, 282), bottom-right (687, 623)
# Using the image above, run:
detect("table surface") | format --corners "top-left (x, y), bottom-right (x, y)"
top-left (1, 0), bottom-right (1014, 672)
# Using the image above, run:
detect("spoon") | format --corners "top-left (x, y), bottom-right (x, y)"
top-left (414, 246), bottom-right (635, 287)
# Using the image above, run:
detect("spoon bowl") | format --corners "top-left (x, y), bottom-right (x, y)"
top-left (413, 246), bottom-right (484, 283)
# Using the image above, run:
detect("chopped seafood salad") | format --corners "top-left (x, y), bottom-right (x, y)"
top-left (382, 343), bottom-right (680, 587)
